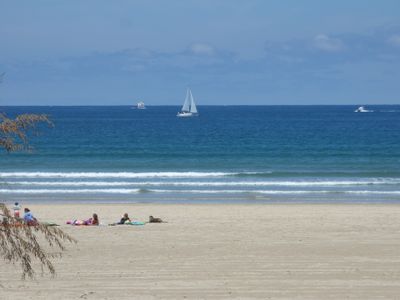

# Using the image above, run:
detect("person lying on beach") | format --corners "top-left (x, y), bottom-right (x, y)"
top-left (117, 213), bottom-right (131, 224)
top-left (67, 213), bottom-right (99, 226)
top-left (148, 215), bottom-right (166, 223)
top-left (108, 213), bottom-right (135, 226)
top-left (23, 208), bottom-right (38, 226)
top-left (91, 213), bottom-right (99, 225)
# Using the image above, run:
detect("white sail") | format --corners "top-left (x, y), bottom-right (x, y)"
top-left (181, 89), bottom-right (191, 112)
top-left (189, 90), bottom-right (197, 114)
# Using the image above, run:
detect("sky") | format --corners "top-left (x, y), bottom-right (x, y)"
top-left (1, 0), bottom-right (400, 105)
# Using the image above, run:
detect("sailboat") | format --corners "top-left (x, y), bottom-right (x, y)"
top-left (177, 88), bottom-right (198, 117)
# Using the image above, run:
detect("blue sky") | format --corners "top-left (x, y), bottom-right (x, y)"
top-left (1, 0), bottom-right (400, 105)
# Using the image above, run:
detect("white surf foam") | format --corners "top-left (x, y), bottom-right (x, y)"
top-left (0, 189), bottom-right (142, 194)
top-left (5, 179), bottom-right (400, 187)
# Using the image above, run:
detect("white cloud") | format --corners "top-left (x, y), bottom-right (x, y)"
top-left (387, 35), bottom-right (400, 47)
top-left (313, 34), bottom-right (344, 52)
top-left (189, 43), bottom-right (215, 55)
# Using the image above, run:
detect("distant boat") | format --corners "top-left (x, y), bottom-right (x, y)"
top-left (136, 101), bottom-right (146, 109)
top-left (354, 106), bottom-right (373, 113)
top-left (177, 88), bottom-right (198, 117)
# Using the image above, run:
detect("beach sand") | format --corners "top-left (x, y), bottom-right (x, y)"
top-left (1, 203), bottom-right (400, 299)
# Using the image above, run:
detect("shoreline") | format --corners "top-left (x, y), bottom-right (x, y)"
top-left (3, 197), bottom-right (400, 205)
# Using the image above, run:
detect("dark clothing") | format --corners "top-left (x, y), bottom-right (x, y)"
top-left (118, 216), bottom-right (130, 224)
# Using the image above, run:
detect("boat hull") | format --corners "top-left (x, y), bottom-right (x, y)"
top-left (355, 106), bottom-right (373, 113)
top-left (355, 109), bottom-right (373, 113)
top-left (177, 112), bottom-right (197, 117)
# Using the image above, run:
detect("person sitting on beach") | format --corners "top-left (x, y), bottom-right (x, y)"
top-left (118, 213), bottom-right (131, 224)
top-left (23, 208), bottom-right (38, 226)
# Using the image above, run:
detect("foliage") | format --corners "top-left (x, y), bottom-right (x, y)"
top-left (0, 205), bottom-right (76, 279)
top-left (0, 113), bottom-right (53, 152)
top-left (0, 105), bottom-right (76, 279)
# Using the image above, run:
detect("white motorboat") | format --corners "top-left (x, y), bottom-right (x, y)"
top-left (137, 101), bottom-right (146, 109)
top-left (354, 106), bottom-right (373, 113)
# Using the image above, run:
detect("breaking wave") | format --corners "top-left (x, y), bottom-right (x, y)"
top-left (4, 179), bottom-right (400, 187)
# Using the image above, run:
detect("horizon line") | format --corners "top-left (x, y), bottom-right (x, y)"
top-left (1, 104), bottom-right (399, 107)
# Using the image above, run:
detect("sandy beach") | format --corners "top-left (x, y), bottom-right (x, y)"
top-left (1, 203), bottom-right (400, 299)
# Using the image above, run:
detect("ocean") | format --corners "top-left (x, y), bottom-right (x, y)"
top-left (1, 105), bottom-right (400, 203)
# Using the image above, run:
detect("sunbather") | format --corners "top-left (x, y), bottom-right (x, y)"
top-left (91, 213), bottom-right (99, 225)
top-left (67, 213), bottom-right (99, 226)
top-left (23, 208), bottom-right (38, 226)
top-left (118, 213), bottom-right (131, 224)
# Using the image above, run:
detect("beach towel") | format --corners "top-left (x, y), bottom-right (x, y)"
top-left (42, 222), bottom-right (59, 226)
top-left (126, 221), bottom-right (145, 226)
top-left (66, 219), bottom-right (90, 225)
top-left (109, 221), bottom-right (145, 226)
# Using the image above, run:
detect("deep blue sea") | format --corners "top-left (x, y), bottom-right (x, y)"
top-left (1, 105), bottom-right (400, 203)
